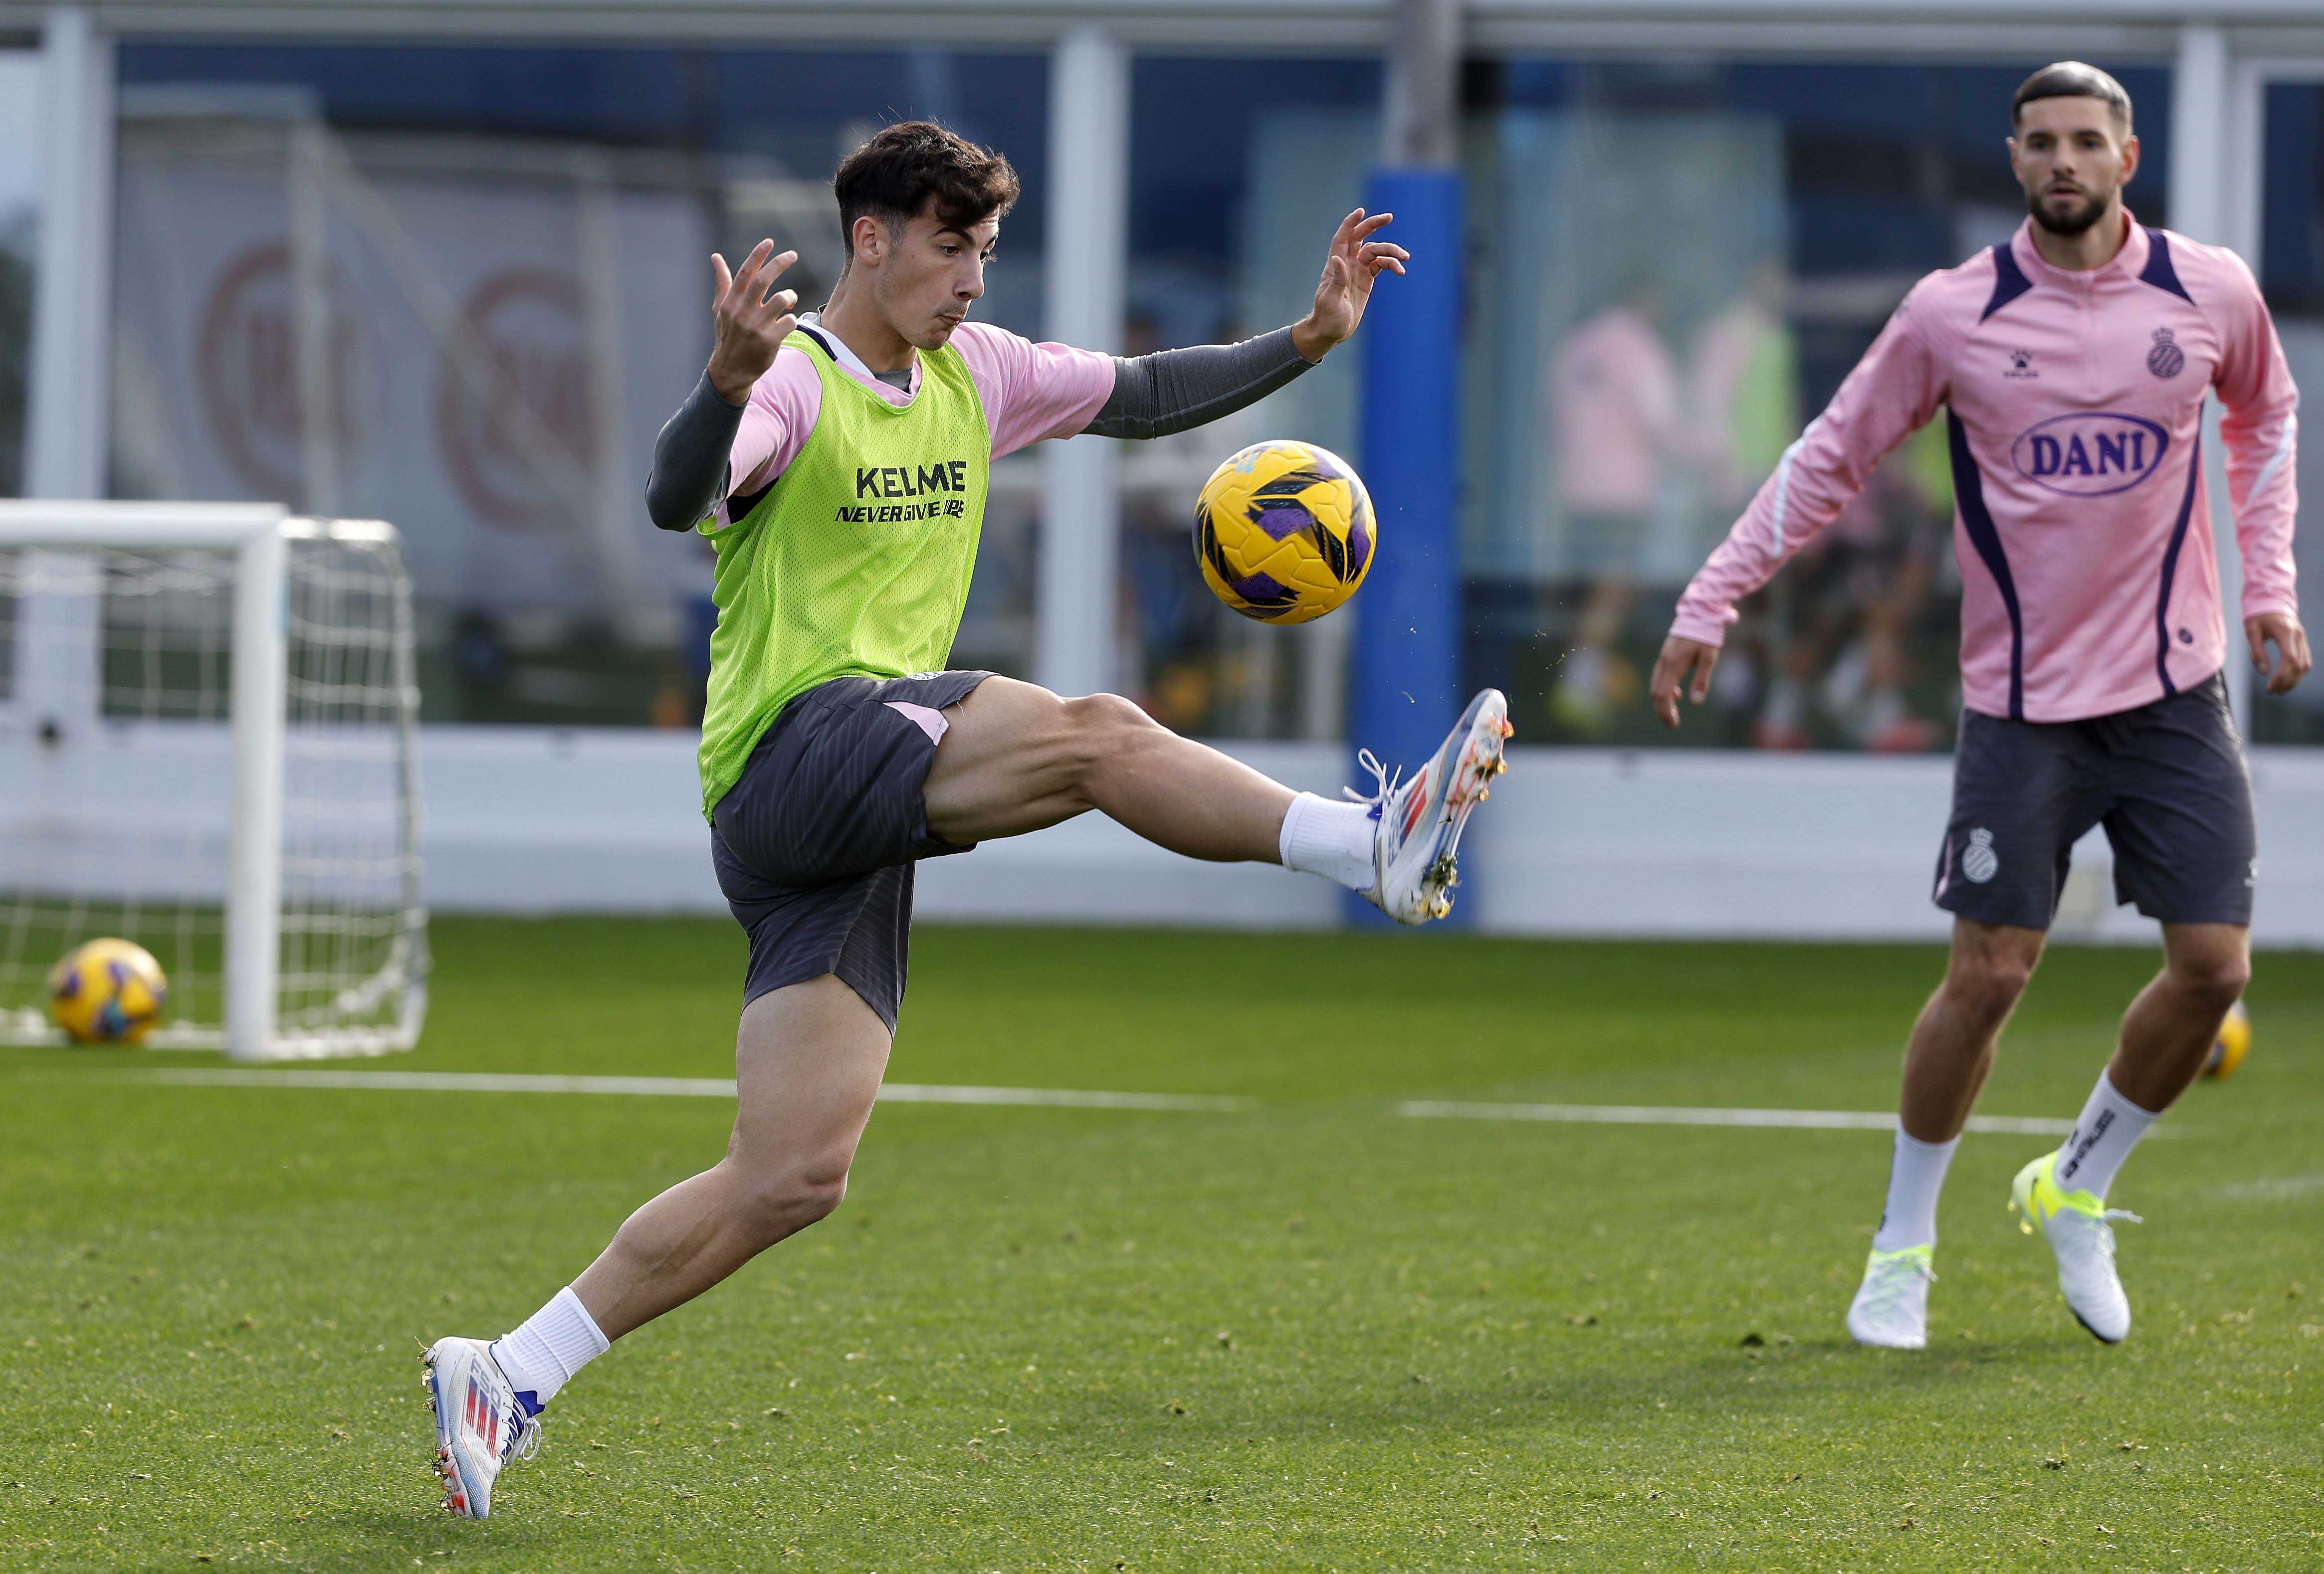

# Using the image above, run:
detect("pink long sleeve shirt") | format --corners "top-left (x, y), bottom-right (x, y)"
top-left (713, 317), bottom-right (1117, 524)
top-left (1672, 214), bottom-right (2300, 722)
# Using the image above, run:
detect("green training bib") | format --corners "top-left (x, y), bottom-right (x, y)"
top-left (695, 331), bottom-right (993, 820)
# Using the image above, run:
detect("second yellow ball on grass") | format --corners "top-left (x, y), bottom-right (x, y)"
top-left (47, 938), bottom-right (170, 1046)
top-left (2203, 999), bottom-right (2250, 1080)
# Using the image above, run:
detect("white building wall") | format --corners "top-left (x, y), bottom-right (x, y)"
top-left (415, 729), bottom-right (2324, 949)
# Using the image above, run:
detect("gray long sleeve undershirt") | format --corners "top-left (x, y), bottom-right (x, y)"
top-left (644, 374), bottom-right (749, 533)
top-left (1081, 325), bottom-right (1317, 440)
top-left (643, 326), bottom-right (1319, 532)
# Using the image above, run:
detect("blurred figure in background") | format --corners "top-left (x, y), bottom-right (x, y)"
top-left (1544, 279), bottom-right (1680, 733)
top-left (1755, 427), bottom-right (1951, 752)
top-left (1689, 261), bottom-right (1797, 519)
top-left (1686, 262), bottom-right (1797, 740)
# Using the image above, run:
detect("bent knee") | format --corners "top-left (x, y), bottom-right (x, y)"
top-left (1056, 692), bottom-right (1165, 779)
top-left (1946, 955), bottom-right (2037, 1021)
top-left (2172, 954), bottom-right (2251, 1010)
top-left (732, 1160), bottom-right (850, 1245)
top-left (1062, 691), bottom-right (1160, 743)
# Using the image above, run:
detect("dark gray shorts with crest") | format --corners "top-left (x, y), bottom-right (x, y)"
top-left (1933, 672), bottom-right (2255, 930)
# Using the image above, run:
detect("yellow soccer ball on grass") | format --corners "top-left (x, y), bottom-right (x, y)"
top-left (1193, 440), bottom-right (1375, 624)
top-left (48, 938), bottom-right (169, 1045)
top-left (2203, 999), bottom-right (2250, 1080)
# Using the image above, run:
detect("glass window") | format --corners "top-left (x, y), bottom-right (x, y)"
top-left (2251, 79), bottom-right (2324, 745)
top-left (1472, 60), bottom-right (2170, 752)
top-left (1121, 55), bottom-right (1381, 740)
top-left (0, 49), bottom-right (38, 499)
top-left (110, 43), bottom-right (1049, 727)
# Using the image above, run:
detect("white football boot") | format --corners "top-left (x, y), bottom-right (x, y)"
top-left (423, 1336), bottom-right (542, 1519)
top-left (1846, 1244), bottom-right (1935, 1350)
top-left (2011, 1151), bottom-right (2138, 1344)
top-left (1353, 688), bottom-right (1513, 925)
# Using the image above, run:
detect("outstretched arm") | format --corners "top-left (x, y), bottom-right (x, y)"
top-left (1082, 329), bottom-right (1314, 441)
top-left (1083, 209), bottom-right (1408, 442)
top-left (1652, 287), bottom-right (1945, 726)
top-left (643, 241), bottom-right (801, 532)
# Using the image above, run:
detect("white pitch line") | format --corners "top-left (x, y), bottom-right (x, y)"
top-left (121, 1068), bottom-right (1251, 1113)
top-left (101, 1070), bottom-right (2132, 1137)
top-left (1398, 1099), bottom-right (2082, 1137)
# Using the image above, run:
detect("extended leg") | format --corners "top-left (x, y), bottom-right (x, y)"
top-left (923, 675), bottom-right (1512, 925)
top-left (922, 675), bottom-right (1292, 858)
top-left (424, 975), bottom-right (889, 1518)
top-left (570, 974), bottom-right (893, 1339)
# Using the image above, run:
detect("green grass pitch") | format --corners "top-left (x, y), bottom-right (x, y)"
top-left (3, 920), bottom-right (2320, 1571)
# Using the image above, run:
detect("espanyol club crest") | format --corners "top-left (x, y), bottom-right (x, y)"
top-left (1961, 828), bottom-right (1999, 884)
top-left (2147, 326), bottom-right (2185, 380)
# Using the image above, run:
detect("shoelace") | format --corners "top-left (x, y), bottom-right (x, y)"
top-left (501, 1403), bottom-right (543, 1466)
top-left (2064, 1206), bottom-right (2141, 1269)
top-left (1858, 1255), bottom-right (1935, 1321)
top-left (1342, 748), bottom-right (1403, 822)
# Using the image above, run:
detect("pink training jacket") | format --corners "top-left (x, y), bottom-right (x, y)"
top-left (1672, 212), bottom-right (2299, 722)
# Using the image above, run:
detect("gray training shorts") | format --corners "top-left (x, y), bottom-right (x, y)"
top-left (709, 670), bottom-right (994, 1032)
top-left (1932, 671), bottom-right (2256, 931)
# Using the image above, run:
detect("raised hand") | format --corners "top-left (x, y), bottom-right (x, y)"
top-left (1290, 209), bottom-right (1409, 362)
top-left (706, 240), bottom-right (801, 402)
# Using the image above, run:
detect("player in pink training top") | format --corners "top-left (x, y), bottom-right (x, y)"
top-left (1650, 63), bottom-right (2309, 1352)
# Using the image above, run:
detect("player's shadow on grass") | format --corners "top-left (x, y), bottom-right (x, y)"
top-left (1139, 1334), bottom-right (2069, 1448)
top-left (262, 1507), bottom-right (556, 1573)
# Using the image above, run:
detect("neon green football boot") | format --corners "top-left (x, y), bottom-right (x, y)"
top-left (2010, 1151), bottom-right (2139, 1344)
top-left (1846, 1243), bottom-right (1936, 1349)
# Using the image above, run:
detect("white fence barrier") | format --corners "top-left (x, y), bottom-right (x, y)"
top-left (411, 730), bottom-right (2324, 949)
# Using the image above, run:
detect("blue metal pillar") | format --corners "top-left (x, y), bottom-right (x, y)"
top-left (1349, 166), bottom-right (1464, 924)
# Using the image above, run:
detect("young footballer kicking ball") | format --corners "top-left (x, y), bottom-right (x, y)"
top-left (421, 120), bottom-right (1510, 1518)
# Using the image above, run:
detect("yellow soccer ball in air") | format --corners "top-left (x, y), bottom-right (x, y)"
top-left (47, 938), bottom-right (169, 1045)
top-left (1193, 440), bottom-right (1376, 624)
top-left (2203, 999), bottom-right (2250, 1080)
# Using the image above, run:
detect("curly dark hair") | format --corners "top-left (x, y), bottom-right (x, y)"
top-left (832, 120), bottom-right (1021, 265)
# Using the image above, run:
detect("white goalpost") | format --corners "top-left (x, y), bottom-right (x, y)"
top-left (0, 501), bottom-right (427, 1060)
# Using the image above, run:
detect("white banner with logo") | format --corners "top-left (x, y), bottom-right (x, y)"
top-left (112, 109), bottom-right (715, 647)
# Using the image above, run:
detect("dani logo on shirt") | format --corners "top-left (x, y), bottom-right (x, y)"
top-left (2008, 412), bottom-right (2170, 497)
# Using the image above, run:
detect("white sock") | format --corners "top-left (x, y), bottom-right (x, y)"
top-left (1871, 1128), bottom-right (1959, 1252)
top-left (489, 1286), bottom-right (609, 1413)
top-left (1277, 791), bottom-right (1375, 892)
top-left (2053, 1072), bottom-right (2157, 1199)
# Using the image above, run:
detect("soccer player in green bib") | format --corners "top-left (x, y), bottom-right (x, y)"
top-left (422, 121), bottom-right (1511, 1519)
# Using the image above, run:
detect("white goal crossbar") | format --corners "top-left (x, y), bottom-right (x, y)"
top-left (0, 501), bottom-right (426, 1059)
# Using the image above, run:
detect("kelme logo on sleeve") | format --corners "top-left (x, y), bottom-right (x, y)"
top-left (2009, 412), bottom-right (2170, 497)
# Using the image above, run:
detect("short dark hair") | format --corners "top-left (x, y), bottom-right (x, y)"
top-left (2012, 61), bottom-right (2133, 135)
top-left (832, 120), bottom-right (1020, 263)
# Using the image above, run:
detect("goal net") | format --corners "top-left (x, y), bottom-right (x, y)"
top-left (0, 502), bottom-right (427, 1059)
